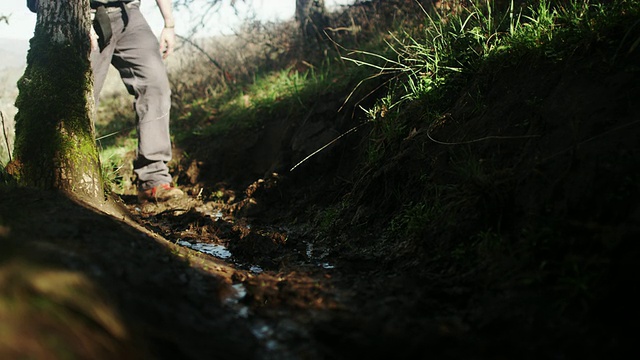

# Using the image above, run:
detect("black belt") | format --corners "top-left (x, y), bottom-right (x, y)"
top-left (100, 1), bottom-right (135, 13)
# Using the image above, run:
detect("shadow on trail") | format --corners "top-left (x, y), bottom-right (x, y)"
top-left (0, 187), bottom-right (256, 359)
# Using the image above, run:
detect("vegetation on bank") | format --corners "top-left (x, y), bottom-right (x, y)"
top-left (85, 1), bottom-right (628, 176)
top-left (51, 1), bottom-right (640, 261)
top-left (317, 2), bottom-right (638, 355)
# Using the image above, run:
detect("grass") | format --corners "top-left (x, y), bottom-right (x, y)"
top-left (99, 141), bottom-right (136, 195)
top-left (343, 0), bottom-right (640, 190)
top-left (351, 0), bottom-right (640, 113)
top-left (172, 56), bottom-right (366, 141)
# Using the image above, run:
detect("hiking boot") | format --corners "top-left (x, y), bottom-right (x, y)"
top-left (138, 183), bottom-right (185, 203)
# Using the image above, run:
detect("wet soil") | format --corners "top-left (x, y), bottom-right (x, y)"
top-left (1, 181), bottom-right (452, 360)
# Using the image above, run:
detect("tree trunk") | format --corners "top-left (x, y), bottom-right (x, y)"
top-left (295, 0), bottom-right (327, 42)
top-left (12, 0), bottom-right (104, 203)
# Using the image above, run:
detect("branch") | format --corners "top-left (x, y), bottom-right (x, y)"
top-left (176, 34), bottom-right (226, 74)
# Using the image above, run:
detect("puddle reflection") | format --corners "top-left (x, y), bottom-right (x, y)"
top-left (176, 240), bottom-right (232, 259)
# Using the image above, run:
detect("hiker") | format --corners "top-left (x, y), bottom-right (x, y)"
top-left (90, 0), bottom-right (184, 202)
top-left (27, 0), bottom-right (184, 202)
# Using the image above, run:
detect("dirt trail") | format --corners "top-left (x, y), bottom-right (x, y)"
top-left (118, 187), bottom-right (402, 359)
top-left (104, 166), bottom-right (510, 360)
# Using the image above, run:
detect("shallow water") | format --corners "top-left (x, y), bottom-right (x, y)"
top-left (176, 240), bottom-right (232, 259)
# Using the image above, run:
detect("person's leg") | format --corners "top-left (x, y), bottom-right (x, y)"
top-left (90, 21), bottom-right (117, 108)
top-left (109, 4), bottom-right (174, 191)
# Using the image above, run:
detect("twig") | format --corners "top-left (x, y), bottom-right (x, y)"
top-left (427, 128), bottom-right (541, 145)
top-left (426, 116), bottom-right (540, 145)
top-left (290, 122), bottom-right (368, 171)
top-left (1, 111), bottom-right (12, 163)
top-left (96, 127), bottom-right (135, 141)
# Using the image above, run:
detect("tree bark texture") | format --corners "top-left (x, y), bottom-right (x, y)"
top-left (12, 0), bottom-right (104, 201)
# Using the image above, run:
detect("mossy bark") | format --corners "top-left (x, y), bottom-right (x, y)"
top-left (12, 0), bottom-right (103, 202)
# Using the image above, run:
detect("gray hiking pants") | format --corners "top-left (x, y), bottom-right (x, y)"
top-left (91, 2), bottom-right (173, 191)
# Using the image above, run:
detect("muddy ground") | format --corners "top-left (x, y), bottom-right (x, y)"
top-left (2, 19), bottom-right (640, 360)
top-left (1, 178), bottom-right (464, 360)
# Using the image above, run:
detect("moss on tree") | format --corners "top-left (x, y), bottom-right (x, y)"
top-left (11, 1), bottom-right (104, 203)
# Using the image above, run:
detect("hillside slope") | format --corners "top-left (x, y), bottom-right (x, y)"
top-left (176, 8), bottom-right (639, 358)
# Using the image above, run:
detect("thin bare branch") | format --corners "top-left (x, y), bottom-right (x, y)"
top-left (177, 34), bottom-right (226, 74)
